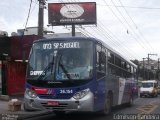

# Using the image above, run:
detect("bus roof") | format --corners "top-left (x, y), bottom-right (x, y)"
top-left (33, 37), bottom-right (137, 68)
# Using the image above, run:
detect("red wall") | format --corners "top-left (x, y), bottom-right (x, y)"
top-left (7, 62), bottom-right (27, 95)
top-left (10, 35), bottom-right (39, 60)
top-left (1, 35), bottom-right (40, 95)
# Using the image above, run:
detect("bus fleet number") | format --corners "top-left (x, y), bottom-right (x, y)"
top-left (60, 89), bottom-right (73, 94)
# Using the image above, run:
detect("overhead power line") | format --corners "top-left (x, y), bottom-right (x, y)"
top-left (97, 4), bottom-right (160, 10)
top-left (24, 0), bottom-right (33, 29)
top-left (110, 0), bottom-right (150, 51)
top-left (118, 0), bottom-right (138, 29)
top-left (118, 0), bottom-right (155, 53)
top-left (103, 0), bottom-right (150, 54)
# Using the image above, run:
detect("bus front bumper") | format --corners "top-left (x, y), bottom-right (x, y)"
top-left (24, 91), bottom-right (94, 112)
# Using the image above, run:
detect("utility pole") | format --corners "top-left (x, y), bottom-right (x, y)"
top-left (38, 0), bottom-right (45, 38)
top-left (158, 58), bottom-right (160, 80)
top-left (158, 58), bottom-right (160, 70)
top-left (72, 24), bottom-right (75, 37)
top-left (142, 58), bottom-right (147, 80)
top-left (147, 53), bottom-right (157, 79)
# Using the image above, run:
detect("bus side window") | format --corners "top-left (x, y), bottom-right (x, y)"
top-left (126, 64), bottom-right (130, 72)
top-left (99, 51), bottom-right (106, 70)
top-left (108, 52), bottom-right (114, 64)
top-left (96, 44), bottom-right (106, 79)
top-left (115, 56), bottom-right (121, 67)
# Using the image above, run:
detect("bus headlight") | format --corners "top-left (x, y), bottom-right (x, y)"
top-left (26, 89), bottom-right (37, 98)
top-left (73, 88), bottom-right (90, 100)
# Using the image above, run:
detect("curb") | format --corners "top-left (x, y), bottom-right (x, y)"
top-left (0, 95), bottom-right (10, 101)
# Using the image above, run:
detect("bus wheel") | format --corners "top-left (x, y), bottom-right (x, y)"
top-left (102, 96), bottom-right (112, 115)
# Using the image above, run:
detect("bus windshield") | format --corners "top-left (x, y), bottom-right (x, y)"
top-left (27, 40), bottom-right (93, 81)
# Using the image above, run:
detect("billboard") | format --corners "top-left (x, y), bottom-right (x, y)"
top-left (48, 2), bottom-right (96, 25)
top-left (0, 61), bottom-right (1, 94)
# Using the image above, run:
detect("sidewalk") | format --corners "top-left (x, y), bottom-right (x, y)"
top-left (0, 94), bottom-right (24, 114)
top-left (0, 95), bottom-right (51, 120)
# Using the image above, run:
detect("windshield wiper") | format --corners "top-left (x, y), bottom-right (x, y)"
top-left (57, 54), bottom-right (72, 80)
top-left (37, 55), bottom-right (55, 80)
top-left (59, 63), bottom-right (72, 80)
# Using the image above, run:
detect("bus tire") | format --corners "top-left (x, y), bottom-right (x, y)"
top-left (101, 95), bottom-right (112, 115)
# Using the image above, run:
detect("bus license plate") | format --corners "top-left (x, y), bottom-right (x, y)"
top-left (47, 101), bottom-right (59, 106)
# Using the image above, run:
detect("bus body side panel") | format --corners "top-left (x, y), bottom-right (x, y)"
top-left (94, 75), bottom-right (133, 110)
top-left (94, 77), bottom-right (106, 111)
top-left (118, 78), bottom-right (137, 105)
top-left (106, 75), bottom-right (119, 106)
top-left (118, 78), bottom-right (129, 104)
top-left (105, 75), bottom-right (135, 106)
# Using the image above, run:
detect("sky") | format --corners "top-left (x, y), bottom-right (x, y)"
top-left (1, 0), bottom-right (160, 61)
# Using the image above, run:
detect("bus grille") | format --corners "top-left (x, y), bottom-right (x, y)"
top-left (41, 103), bottom-right (68, 110)
top-left (38, 94), bottom-right (72, 99)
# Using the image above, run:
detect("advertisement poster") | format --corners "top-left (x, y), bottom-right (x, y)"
top-left (48, 2), bottom-right (97, 25)
top-left (0, 61), bottom-right (2, 94)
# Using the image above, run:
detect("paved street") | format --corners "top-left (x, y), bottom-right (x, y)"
top-left (0, 101), bottom-right (8, 113)
top-left (0, 95), bottom-right (50, 120)
top-left (1, 95), bottom-right (159, 120)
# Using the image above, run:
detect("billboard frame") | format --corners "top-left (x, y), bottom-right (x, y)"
top-left (48, 2), bottom-right (97, 26)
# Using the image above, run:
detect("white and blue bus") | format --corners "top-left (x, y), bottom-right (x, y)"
top-left (24, 37), bottom-right (137, 115)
